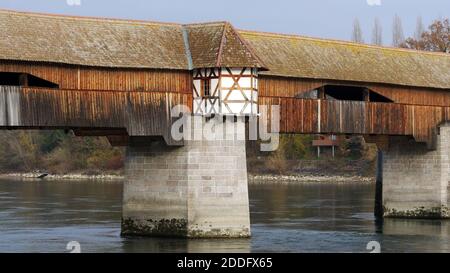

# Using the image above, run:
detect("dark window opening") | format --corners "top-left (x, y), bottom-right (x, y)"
top-left (369, 91), bottom-right (393, 103)
top-left (201, 79), bottom-right (211, 97)
top-left (0, 72), bottom-right (21, 85)
top-left (324, 85), bottom-right (367, 101)
top-left (296, 85), bottom-right (394, 103)
top-left (323, 85), bottom-right (393, 102)
top-left (28, 75), bottom-right (59, 88)
top-left (0, 72), bottom-right (58, 88)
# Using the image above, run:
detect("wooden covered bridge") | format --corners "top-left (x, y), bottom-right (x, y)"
top-left (1, 10), bottom-right (450, 238)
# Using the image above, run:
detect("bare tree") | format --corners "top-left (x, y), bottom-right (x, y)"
top-left (392, 14), bottom-right (405, 47)
top-left (372, 18), bottom-right (383, 45)
top-left (351, 18), bottom-right (364, 43)
top-left (414, 16), bottom-right (425, 41)
top-left (401, 18), bottom-right (450, 53)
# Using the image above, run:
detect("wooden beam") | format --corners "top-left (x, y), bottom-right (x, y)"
top-left (318, 86), bottom-right (326, 99)
top-left (363, 135), bottom-right (389, 151)
top-left (73, 129), bottom-right (127, 137)
top-left (363, 88), bottom-right (370, 102)
top-left (19, 73), bottom-right (28, 87)
top-left (107, 135), bottom-right (129, 147)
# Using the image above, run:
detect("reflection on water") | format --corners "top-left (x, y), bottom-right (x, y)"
top-left (0, 179), bottom-right (449, 252)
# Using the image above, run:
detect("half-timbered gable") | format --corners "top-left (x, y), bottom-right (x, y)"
top-left (186, 22), bottom-right (265, 115)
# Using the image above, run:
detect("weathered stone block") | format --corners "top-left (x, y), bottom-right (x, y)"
top-left (383, 125), bottom-right (450, 219)
top-left (121, 118), bottom-right (251, 238)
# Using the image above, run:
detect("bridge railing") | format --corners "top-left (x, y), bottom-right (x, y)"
top-left (0, 86), bottom-right (192, 143)
top-left (260, 96), bottom-right (450, 148)
top-left (1, 86), bottom-right (448, 148)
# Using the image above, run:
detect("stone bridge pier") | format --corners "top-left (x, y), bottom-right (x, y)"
top-left (382, 124), bottom-right (450, 218)
top-left (121, 118), bottom-right (251, 238)
top-left (120, 119), bottom-right (450, 238)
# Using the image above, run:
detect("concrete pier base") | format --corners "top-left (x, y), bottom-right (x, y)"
top-left (383, 125), bottom-right (450, 218)
top-left (374, 149), bottom-right (383, 218)
top-left (121, 118), bottom-right (250, 238)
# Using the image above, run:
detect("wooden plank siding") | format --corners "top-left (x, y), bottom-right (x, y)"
top-left (259, 76), bottom-right (450, 107)
top-left (1, 61), bottom-right (450, 149)
top-left (0, 85), bottom-right (449, 149)
top-left (368, 86), bottom-right (450, 107)
top-left (0, 61), bottom-right (192, 93)
top-left (259, 96), bottom-right (450, 149)
top-left (0, 86), bottom-right (192, 145)
top-left (258, 76), bottom-right (324, 97)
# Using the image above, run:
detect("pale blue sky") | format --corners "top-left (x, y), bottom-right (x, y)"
top-left (1, 0), bottom-right (448, 45)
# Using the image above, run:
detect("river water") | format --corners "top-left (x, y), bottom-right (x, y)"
top-left (0, 179), bottom-right (449, 253)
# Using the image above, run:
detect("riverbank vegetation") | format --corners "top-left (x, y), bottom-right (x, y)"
top-left (0, 131), bottom-right (124, 174)
top-left (246, 135), bottom-right (378, 178)
top-left (0, 131), bottom-right (377, 179)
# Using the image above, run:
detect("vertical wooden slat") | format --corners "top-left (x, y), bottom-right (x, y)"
top-left (258, 96), bottom-right (450, 148)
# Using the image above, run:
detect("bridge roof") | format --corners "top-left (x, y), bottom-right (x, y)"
top-left (0, 9), bottom-right (189, 70)
top-left (184, 22), bottom-right (266, 69)
top-left (240, 30), bottom-right (450, 90)
top-left (0, 9), bottom-right (264, 71)
top-left (1, 9), bottom-right (449, 90)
